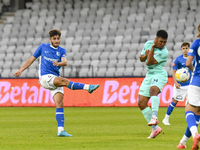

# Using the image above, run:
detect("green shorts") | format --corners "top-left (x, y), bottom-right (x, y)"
top-left (139, 72), bottom-right (168, 97)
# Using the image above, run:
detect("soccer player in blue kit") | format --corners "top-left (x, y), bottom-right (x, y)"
top-left (176, 24), bottom-right (200, 150)
top-left (13, 29), bottom-right (99, 137)
top-left (162, 42), bottom-right (194, 125)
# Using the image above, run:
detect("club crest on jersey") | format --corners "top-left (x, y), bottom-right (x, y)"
top-left (56, 52), bottom-right (60, 56)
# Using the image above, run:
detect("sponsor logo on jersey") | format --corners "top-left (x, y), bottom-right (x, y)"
top-left (189, 49), bottom-right (193, 53)
top-left (56, 52), bottom-right (60, 56)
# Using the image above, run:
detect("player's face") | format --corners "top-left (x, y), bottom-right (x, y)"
top-left (49, 35), bottom-right (60, 48)
top-left (157, 37), bottom-right (167, 49)
top-left (181, 45), bottom-right (189, 57)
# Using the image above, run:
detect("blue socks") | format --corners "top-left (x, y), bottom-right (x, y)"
top-left (166, 102), bottom-right (177, 115)
top-left (184, 127), bottom-right (191, 138)
top-left (56, 108), bottom-right (64, 128)
top-left (68, 81), bottom-right (85, 90)
top-left (185, 111), bottom-right (196, 128)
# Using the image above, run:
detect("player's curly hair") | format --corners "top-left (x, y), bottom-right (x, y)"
top-left (181, 42), bottom-right (190, 48)
top-left (197, 24), bottom-right (200, 38)
top-left (156, 30), bottom-right (168, 39)
top-left (48, 29), bottom-right (61, 37)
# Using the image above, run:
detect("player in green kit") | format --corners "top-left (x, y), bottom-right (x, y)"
top-left (138, 30), bottom-right (168, 139)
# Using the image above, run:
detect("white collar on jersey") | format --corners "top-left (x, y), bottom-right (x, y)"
top-left (50, 45), bottom-right (58, 50)
top-left (183, 56), bottom-right (188, 59)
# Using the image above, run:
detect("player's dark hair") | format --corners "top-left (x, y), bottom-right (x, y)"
top-left (49, 29), bottom-right (61, 37)
top-left (156, 30), bottom-right (168, 39)
top-left (181, 42), bottom-right (190, 48)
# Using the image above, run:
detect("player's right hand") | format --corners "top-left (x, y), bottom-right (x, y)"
top-left (13, 70), bottom-right (21, 77)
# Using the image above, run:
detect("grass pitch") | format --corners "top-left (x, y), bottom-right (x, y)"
top-left (0, 107), bottom-right (192, 150)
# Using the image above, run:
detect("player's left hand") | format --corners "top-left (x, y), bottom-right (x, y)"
top-left (53, 60), bottom-right (59, 66)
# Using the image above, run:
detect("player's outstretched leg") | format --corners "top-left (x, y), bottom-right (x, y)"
top-left (53, 77), bottom-right (100, 94)
top-left (67, 81), bottom-right (99, 94)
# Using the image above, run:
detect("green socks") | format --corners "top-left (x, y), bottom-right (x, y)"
top-left (141, 107), bottom-right (152, 122)
top-left (151, 96), bottom-right (160, 117)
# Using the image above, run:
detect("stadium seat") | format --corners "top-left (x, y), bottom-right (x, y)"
top-left (1, 69), bottom-right (12, 78)
top-left (133, 67), bottom-right (146, 77)
top-left (114, 67), bottom-right (125, 77)
top-left (105, 67), bottom-right (116, 77)
top-left (0, 0), bottom-right (199, 78)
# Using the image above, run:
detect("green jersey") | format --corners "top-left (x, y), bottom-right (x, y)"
top-left (141, 40), bottom-right (168, 74)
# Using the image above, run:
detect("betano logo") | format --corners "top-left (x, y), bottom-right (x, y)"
top-left (102, 81), bottom-right (139, 104)
top-left (0, 78), bottom-right (186, 107)
top-left (0, 81), bottom-right (54, 105)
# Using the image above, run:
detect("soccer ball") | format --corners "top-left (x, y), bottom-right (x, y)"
top-left (175, 68), bottom-right (190, 83)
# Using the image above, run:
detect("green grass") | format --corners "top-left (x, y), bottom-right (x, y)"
top-left (0, 107), bottom-right (192, 150)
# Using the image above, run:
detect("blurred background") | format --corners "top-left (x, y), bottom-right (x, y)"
top-left (0, 0), bottom-right (199, 78)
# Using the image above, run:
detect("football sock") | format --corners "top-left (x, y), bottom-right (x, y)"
top-left (141, 107), bottom-right (158, 130)
top-left (185, 111), bottom-right (197, 138)
top-left (56, 108), bottom-right (65, 132)
top-left (151, 96), bottom-right (160, 117)
top-left (184, 127), bottom-right (191, 137)
top-left (166, 102), bottom-right (177, 115)
top-left (141, 107), bottom-right (152, 123)
top-left (152, 125), bottom-right (158, 130)
top-left (68, 81), bottom-right (89, 90)
top-left (180, 134), bottom-right (189, 146)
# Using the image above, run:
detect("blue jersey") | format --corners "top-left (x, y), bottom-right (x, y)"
top-left (173, 54), bottom-right (194, 86)
top-left (188, 39), bottom-right (200, 87)
top-left (32, 43), bottom-right (67, 77)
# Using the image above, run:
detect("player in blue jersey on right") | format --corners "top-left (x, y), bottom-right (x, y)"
top-left (162, 42), bottom-right (194, 125)
top-left (176, 24), bottom-right (200, 150)
top-left (13, 29), bottom-right (99, 137)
